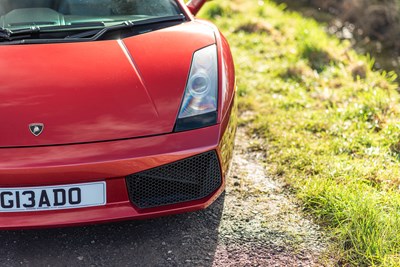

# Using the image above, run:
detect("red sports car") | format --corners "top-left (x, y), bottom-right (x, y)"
top-left (0, 0), bottom-right (236, 229)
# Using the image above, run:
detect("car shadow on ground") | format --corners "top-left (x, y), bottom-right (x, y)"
top-left (0, 194), bottom-right (225, 267)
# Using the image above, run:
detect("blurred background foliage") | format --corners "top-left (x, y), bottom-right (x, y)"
top-left (275, 0), bottom-right (400, 80)
top-left (295, 0), bottom-right (399, 44)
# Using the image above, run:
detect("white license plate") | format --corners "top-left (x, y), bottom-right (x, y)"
top-left (0, 182), bottom-right (106, 212)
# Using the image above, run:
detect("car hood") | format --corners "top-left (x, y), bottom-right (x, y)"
top-left (0, 22), bottom-right (216, 148)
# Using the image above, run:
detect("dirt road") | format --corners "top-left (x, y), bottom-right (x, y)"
top-left (0, 126), bottom-right (333, 266)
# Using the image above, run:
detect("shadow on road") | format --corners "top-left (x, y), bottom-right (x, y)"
top-left (0, 194), bottom-right (225, 266)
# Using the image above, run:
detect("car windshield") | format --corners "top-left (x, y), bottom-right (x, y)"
top-left (0, 0), bottom-right (182, 30)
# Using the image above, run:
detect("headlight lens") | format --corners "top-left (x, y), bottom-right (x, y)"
top-left (175, 45), bottom-right (218, 132)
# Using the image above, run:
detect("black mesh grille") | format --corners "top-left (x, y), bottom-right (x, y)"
top-left (126, 151), bottom-right (222, 209)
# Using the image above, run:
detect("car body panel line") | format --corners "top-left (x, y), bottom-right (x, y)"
top-left (117, 39), bottom-right (160, 118)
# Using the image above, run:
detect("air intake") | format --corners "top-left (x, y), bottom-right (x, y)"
top-left (126, 151), bottom-right (222, 209)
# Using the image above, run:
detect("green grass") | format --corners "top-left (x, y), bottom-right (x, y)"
top-left (199, 1), bottom-right (400, 266)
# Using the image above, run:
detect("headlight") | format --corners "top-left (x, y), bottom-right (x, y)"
top-left (174, 45), bottom-right (218, 132)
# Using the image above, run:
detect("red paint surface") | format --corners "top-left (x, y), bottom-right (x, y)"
top-left (0, 21), bottom-right (216, 148)
top-left (0, 121), bottom-right (233, 229)
top-left (0, 2), bottom-right (236, 229)
top-left (187, 0), bottom-right (208, 15)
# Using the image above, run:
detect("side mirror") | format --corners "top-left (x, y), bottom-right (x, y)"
top-left (187, 0), bottom-right (209, 16)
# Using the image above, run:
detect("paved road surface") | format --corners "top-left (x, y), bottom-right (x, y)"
top-left (0, 197), bottom-right (225, 267)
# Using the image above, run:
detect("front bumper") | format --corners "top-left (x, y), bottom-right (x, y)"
top-left (0, 105), bottom-right (236, 229)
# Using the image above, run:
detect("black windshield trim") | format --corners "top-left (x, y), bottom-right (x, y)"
top-left (67, 14), bottom-right (186, 40)
top-left (0, 14), bottom-right (186, 45)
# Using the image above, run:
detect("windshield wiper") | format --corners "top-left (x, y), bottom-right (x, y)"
top-left (0, 23), bottom-right (109, 42)
top-left (65, 14), bottom-right (186, 40)
top-left (0, 27), bottom-right (11, 40)
top-left (0, 26), bottom-right (42, 41)
top-left (0, 14), bottom-right (186, 44)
